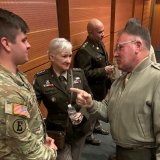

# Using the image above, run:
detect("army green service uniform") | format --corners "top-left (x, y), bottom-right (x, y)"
top-left (33, 67), bottom-right (91, 160)
top-left (0, 65), bottom-right (57, 160)
top-left (75, 36), bottom-right (111, 141)
top-left (89, 58), bottom-right (160, 160)
top-left (75, 36), bottom-right (111, 101)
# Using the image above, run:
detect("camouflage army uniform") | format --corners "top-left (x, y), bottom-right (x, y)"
top-left (0, 65), bottom-right (57, 160)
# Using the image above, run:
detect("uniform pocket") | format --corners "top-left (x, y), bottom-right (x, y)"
top-left (137, 114), bottom-right (152, 138)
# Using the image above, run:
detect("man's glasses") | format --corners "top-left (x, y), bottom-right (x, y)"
top-left (115, 40), bottom-right (137, 52)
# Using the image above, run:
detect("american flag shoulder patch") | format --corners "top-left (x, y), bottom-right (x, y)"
top-left (13, 104), bottom-right (30, 118)
top-left (5, 102), bottom-right (30, 118)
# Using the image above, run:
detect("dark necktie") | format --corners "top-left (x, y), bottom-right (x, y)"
top-left (59, 75), bottom-right (67, 89)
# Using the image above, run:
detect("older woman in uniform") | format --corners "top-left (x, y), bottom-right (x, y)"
top-left (33, 38), bottom-right (91, 160)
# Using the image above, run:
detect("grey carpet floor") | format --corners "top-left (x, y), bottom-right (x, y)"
top-left (80, 121), bottom-right (116, 160)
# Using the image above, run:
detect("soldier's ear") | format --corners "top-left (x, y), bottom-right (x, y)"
top-left (49, 54), bottom-right (55, 62)
top-left (135, 40), bottom-right (143, 54)
top-left (0, 37), bottom-right (11, 52)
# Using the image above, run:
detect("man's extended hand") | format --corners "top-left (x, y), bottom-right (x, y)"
top-left (70, 88), bottom-right (93, 108)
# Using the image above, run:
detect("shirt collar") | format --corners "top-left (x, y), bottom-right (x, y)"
top-left (132, 57), bottom-right (152, 73)
top-left (52, 67), bottom-right (67, 80)
top-left (60, 71), bottom-right (67, 80)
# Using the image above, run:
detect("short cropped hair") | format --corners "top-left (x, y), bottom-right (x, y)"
top-left (119, 24), bottom-right (151, 50)
top-left (0, 8), bottom-right (29, 43)
top-left (125, 18), bottom-right (141, 29)
top-left (48, 38), bottom-right (72, 55)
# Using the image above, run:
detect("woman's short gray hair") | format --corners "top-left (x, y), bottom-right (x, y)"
top-left (48, 38), bottom-right (72, 55)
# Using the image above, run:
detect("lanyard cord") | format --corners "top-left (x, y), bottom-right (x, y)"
top-left (70, 69), bottom-right (73, 105)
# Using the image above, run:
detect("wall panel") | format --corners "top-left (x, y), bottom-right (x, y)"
top-left (69, 0), bottom-right (111, 51)
top-left (0, 0), bottom-right (58, 117)
top-left (0, 0), bottom-right (58, 83)
top-left (151, 1), bottom-right (160, 49)
top-left (142, 0), bottom-right (153, 29)
top-left (134, 0), bottom-right (144, 20)
top-left (25, 62), bottom-right (50, 84)
top-left (69, 0), bottom-right (111, 8)
top-left (114, 0), bottom-right (133, 32)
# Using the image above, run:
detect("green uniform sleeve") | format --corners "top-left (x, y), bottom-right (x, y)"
top-left (5, 106), bottom-right (57, 160)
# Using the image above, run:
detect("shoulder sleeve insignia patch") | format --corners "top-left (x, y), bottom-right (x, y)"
top-left (13, 119), bottom-right (26, 134)
top-left (13, 104), bottom-right (30, 118)
top-left (5, 103), bottom-right (30, 118)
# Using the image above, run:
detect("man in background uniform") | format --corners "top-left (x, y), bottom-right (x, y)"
top-left (0, 8), bottom-right (57, 159)
top-left (75, 18), bottom-right (114, 145)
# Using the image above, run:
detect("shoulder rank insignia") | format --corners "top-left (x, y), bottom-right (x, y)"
top-left (82, 42), bottom-right (88, 48)
top-left (43, 80), bottom-right (54, 87)
top-left (73, 68), bottom-right (81, 71)
top-left (36, 69), bottom-right (47, 76)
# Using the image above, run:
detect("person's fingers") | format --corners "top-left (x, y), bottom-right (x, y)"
top-left (73, 112), bottom-right (82, 119)
top-left (46, 137), bottom-right (58, 150)
top-left (51, 144), bottom-right (57, 150)
top-left (71, 88), bottom-right (93, 107)
top-left (70, 88), bottom-right (91, 100)
top-left (76, 97), bottom-right (87, 106)
top-left (70, 88), bottom-right (85, 94)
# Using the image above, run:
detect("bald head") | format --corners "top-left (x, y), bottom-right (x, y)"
top-left (87, 18), bottom-right (104, 33)
top-left (87, 19), bottom-right (104, 43)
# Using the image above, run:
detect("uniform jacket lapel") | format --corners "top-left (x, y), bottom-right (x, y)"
top-left (48, 67), bottom-right (68, 96)
top-left (101, 42), bottom-right (109, 64)
top-left (66, 70), bottom-right (72, 92)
